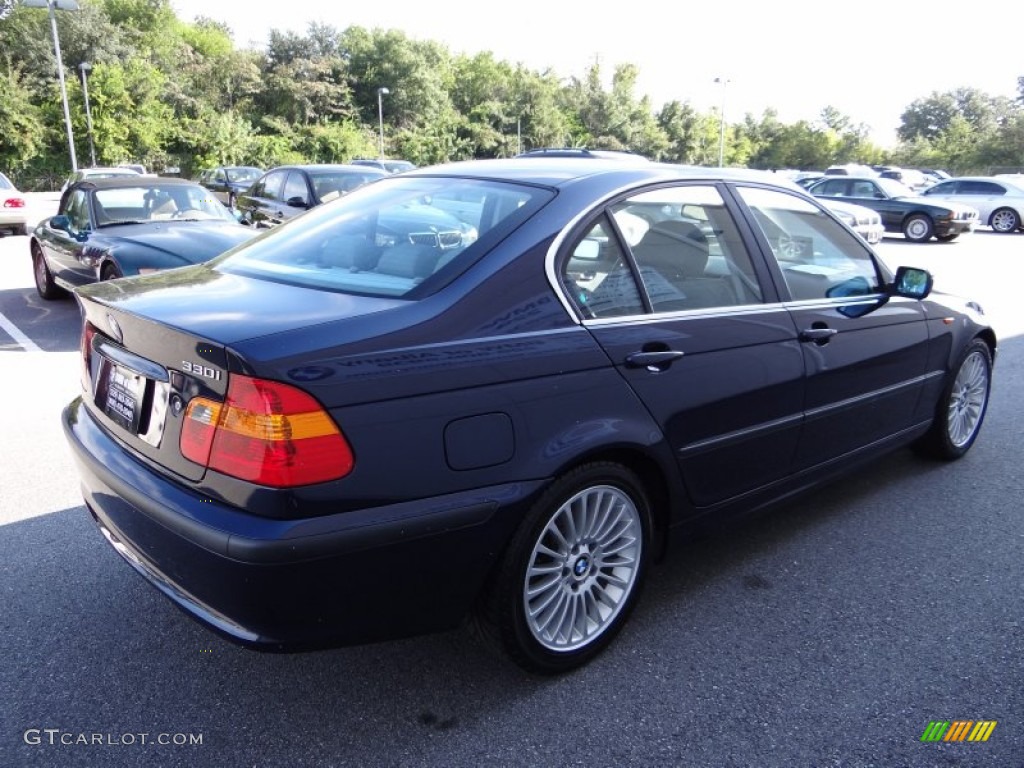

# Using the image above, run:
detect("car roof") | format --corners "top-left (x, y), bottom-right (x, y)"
top-left (76, 177), bottom-right (204, 190)
top-left (400, 157), bottom-right (793, 190)
top-left (266, 164), bottom-right (388, 174)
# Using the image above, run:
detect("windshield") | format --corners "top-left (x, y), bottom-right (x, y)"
top-left (876, 177), bottom-right (914, 198)
top-left (226, 167), bottom-right (262, 183)
top-left (216, 175), bottom-right (553, 298)
top-left (308, 170), bottom-right (385, 202)
top-left (94, 184), bottom-right (237, 225)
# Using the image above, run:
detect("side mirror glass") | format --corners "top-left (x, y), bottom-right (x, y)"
top-left (286, 196), bottom-right (309, 209)
top-left (50, 214), bottom-right (71, 233)
top-left (892, 266), bottom-right (933, 299)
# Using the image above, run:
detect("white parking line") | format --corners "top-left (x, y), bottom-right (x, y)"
top-left (0, 311), bottom-right (42, 352)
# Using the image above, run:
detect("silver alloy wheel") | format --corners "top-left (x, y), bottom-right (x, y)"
top-left (947, 350), bottom-right (990, 448)
top-left (990, 208), bottom-right (1019, 233)
top-left (905, 216), bottom-right (931, 241)
top-left (523, 484), bottom-right (642, 652)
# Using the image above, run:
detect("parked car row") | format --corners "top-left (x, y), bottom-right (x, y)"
top-left (806, 175), bottom-right (979, 243)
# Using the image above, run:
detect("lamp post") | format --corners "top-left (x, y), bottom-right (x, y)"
top-left (376, 87), bottom-right (390, 159)
top-left (23, 0), bottom-right (80, 172)
top-left (78, 61), bottom-right (96, 167)
top-left (714, 77), bottom-right (730, 168)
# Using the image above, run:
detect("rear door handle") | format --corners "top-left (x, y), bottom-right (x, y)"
top-left (625, 350), bottom-right (685, 370)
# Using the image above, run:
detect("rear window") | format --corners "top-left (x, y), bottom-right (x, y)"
top-left (216, 176), bottom-right (553, 298)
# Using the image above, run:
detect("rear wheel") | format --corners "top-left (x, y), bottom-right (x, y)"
top-left (989, 207), bottom-right (1020, 233)
top-left (902, 214), bottom-right (934, 243)
top-left (476, 462), bottom-right (651, 674)
top-left (32, 242), bottom-right (66, 300)
top-left (914, 339), bottom-right (992, 460)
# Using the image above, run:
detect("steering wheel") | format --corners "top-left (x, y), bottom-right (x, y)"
top-left (776, 233), bottom-right (802, 260)
top-left (171, 208), bottom-right (204, 220)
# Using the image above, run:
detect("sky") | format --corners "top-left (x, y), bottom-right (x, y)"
top-left (170, 0), bottom-right (1024, 148)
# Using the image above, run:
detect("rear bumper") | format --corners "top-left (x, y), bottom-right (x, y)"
top-left (63, 396), bottom-right (539, 649)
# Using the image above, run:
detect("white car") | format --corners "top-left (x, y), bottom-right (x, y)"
top-left (922, 176), bottom-right (1024, 233)
top-left (0, 171), bottom-right (28, 236)
top-left (824, 199), bottom-right (884, 244)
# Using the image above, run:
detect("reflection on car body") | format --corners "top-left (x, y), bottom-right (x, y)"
top-left (63, 159), bottom-right (996, 674)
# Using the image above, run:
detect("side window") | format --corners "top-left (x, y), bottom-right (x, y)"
top-left (562, 217), bottom-right (645, 318)
top-left (737, 186), bottom-right (881, 302)
top-left (926, 181), bottom-right (957, 195)
top-left (283, 172), bottom-right (309, 206)
top-left (961, 181), bottom-right (1002, 195)
top-left (614, 185), bottom-right (763, 311)
top-left (815, 179), bottom-right (847, 197)
top-left (261, 172), bottom-right (286, 201)
top-left (65, 190), bottom-right (90, 230)
top-left (850, 181), bottom-right (877, 198)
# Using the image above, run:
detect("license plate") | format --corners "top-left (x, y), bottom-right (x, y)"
top-left (103, 362), bottom-right (145, 433)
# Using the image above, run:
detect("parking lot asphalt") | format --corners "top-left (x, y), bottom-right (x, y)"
top-left (0, 226), bottom-right (1021, 767)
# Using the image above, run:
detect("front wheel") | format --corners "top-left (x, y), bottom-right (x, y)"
top-left (32, 243), bottom-right (67, 300)
top-left (989, 207), bottom-right (1020, 233)
top-left (914, 339), bottom-right (992, 460)
top-left (903, 214), bottom-right (934, 243)
top-left (936, 233), bottom-right (959, 242)
top-left (477, 462), bottom-right (651, 674)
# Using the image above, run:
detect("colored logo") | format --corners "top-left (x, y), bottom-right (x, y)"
top-left (920, 720), bottom-right (997, 743)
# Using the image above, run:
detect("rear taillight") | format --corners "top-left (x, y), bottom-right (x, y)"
top-left (3, 197), bottom-right (25, 209)
top-left (80, 322), bottom-right (97, 391)
top-left (180, 374), bottom-right (353, 487)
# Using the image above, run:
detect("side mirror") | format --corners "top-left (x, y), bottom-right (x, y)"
top-left (891, 266), bottom-right (933, 299)
top-left (50, 215), bottom-right (71, 233)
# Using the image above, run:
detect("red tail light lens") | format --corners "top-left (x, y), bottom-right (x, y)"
top-left (3, 197), bottom-right (25, 209)
top-left (180, 375), bottom-right (353, 487)
top-left (80, 322), bottom-right (97, 391)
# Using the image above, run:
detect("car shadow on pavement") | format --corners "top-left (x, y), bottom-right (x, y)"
top-left (0, 286), bottom-right (81, 353)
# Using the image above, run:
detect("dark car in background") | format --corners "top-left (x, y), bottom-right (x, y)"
top-left (195, 166), bottom-right (263, 207)
top-left (31, 177), bottom-right (256, 299)
top-left (235, 164), bottom-right (387, 227)
top-left (807, 175), bottom-right (978, 242)
top-left (63, 159), bottom-right (994, 674)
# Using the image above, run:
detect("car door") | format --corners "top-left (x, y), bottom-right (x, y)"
top-left (733, 186), bottom-right (931, 471)
top-left (240, 170), bottom-right (287, 228)
top-left (560, 183), bottom-right (805, 510)
top-left (43, 188), bottom-right (96, 288)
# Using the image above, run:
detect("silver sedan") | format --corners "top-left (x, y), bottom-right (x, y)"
top-left (922, 176), bottom-right (1024, 233)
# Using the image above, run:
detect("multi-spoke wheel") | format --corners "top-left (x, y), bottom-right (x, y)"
top-left (476, 462), bottom-right (651, 674)
top-left (989, 207), bottom-right (1020, 234)
top-left (915, 339), bottom-right (992, 460)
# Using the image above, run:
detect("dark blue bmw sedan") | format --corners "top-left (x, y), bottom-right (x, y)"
top-left (63, 159), bottom-right (996, 673)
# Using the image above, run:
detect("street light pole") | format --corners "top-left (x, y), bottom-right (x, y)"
top-left (714, 77), bottom-right (730, 168)
top-left (79, 62), bottom-right (96, 167)
top-left (377, 87), bottom-right (390, 159)
top-left (24, 0), bottom-right (80, 172)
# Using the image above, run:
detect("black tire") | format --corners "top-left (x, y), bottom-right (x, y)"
top-left (902, 214), bottom-right (934, 243)
top-left (914, 339), bottom-right (992, 460)
top-left (101, 263), bottom-right (122, 281)
top-left (32, 242), bottom-right (67, 300)
top-left (476, 462), bottom-right (652, 674)
top-left (989, 207), bottom-right (1020, 233)
top-left (935, 233), bottom-right (959, 242)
